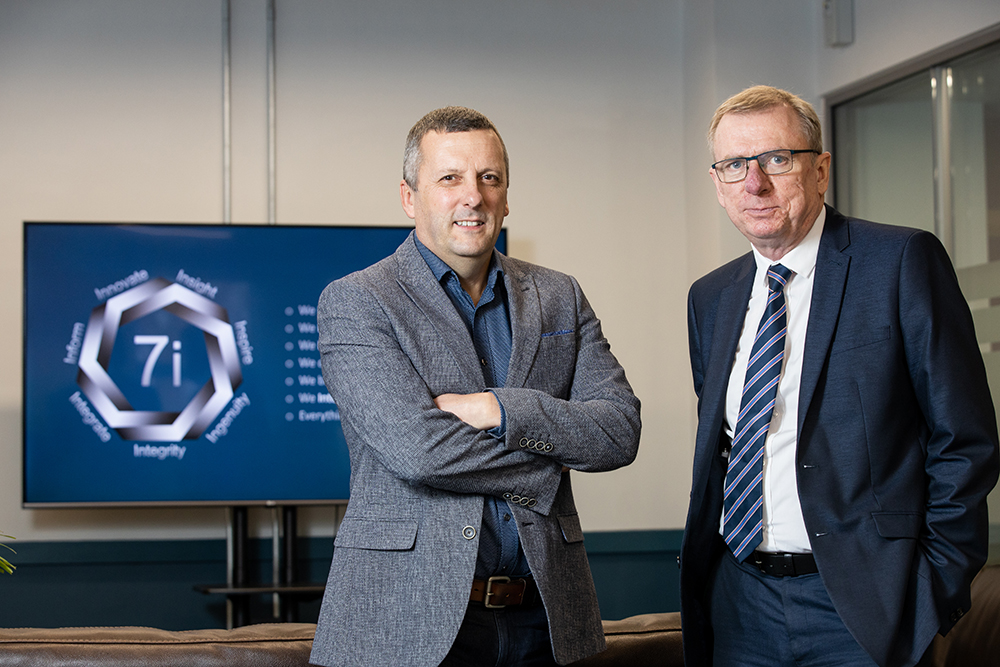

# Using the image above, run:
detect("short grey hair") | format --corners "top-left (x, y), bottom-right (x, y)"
top-left (708, 85), bottom-right (823, 156)
top-left (402, 106), bottom-right (509, 190)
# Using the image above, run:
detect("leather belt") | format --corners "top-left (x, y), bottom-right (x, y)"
top-left (749, 550), bottom-right (818, 578)
top-left (469, 576), bottom-right (540, 608)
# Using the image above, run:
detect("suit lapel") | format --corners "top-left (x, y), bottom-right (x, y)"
top-left (691, 255), bottom-right (754, 496)
top-left (393, 233), bottom-right (484, 390)
top-left (707, 260), bottom-right (755, 400)
top-left (798, 207), bottom-right (851, 436)
top-left (500, 256), bottom-right (540, 389)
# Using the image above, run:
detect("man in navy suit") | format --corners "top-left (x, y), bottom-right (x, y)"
top-left (680, 85), bottom-right (999, 667)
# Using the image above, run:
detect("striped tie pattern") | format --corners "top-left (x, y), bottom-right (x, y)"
top-left (723, 263), bottom-right (792, 562)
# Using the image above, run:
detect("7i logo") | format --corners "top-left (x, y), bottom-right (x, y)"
top-left (133, 336), bottom-right (183, 387)
top-left (76, 277), bottom-right (243, 442)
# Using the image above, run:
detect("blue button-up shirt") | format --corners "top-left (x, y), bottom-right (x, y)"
top-left (414, 236), bottom-right (530, 578)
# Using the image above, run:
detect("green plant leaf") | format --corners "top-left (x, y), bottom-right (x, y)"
top-left (0, 533), bottom-right (15, 574)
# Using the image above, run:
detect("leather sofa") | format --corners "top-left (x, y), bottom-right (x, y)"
top-left (0, 564), bottom-right (996, 667)
top-left (0, 612), bottom-right (681, 667)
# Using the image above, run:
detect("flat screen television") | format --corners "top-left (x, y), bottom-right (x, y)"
top-left (23, 222), bottom-right (507, 507)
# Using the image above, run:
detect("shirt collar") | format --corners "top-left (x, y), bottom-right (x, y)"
top-left (412, 234), bottom-right (504, 291)
top-left (751, 205), bottom-right (825, 281)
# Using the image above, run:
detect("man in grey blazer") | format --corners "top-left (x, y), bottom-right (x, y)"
top-left (309, 106), bottom-right (641, 667)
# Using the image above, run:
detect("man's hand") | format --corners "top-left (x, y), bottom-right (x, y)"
top-left (434, 392), bottom-right (502, 431)
top-left (435, 392), bottom-right (569, 471)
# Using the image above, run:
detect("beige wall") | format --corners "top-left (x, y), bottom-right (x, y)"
top-left (1, 0), bottom-right (999, 544)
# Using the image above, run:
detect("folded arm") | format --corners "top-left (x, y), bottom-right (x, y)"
top-left (491, 276), bottom-right (641, 474)
top-left (319, 277), bottom-right (563, 512)
top-left (319, 270), bottom-right (640, 513)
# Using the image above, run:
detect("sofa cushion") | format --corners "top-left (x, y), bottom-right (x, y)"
top-left (0, 623), bottom-right (316, 667)
top-left (571, 612), bottom-right (683, 667)
top-left (0, 612), bottom-right (685, 667)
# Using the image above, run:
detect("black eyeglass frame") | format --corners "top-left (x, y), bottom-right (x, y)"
top-left (711, 149), bottom-right (820, 183)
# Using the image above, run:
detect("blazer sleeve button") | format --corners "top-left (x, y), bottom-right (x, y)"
top-left (544, 443), bottom-right (554, 452)
top-left (519, 438), bottom-right (529, 448)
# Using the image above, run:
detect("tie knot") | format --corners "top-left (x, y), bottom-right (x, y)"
top-left (766, 264), bottom-right (792, 292)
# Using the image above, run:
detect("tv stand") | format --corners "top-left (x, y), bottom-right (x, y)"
top-left (195, 506), bottom-right (325, 628)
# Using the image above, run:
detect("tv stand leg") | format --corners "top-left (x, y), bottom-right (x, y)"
top-left (227, 506), bottom-right (250, 628)
top-left (282, 506), bottom-right (299, 622)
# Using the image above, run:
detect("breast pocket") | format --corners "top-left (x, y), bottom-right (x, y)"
top-left (830, 325), bottom-right (892, 356)
top-left (334, 517), bottom-right (418, 551)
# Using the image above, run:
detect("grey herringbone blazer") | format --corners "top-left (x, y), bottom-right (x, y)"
top-left (308, 233), bottom-right (640, 667)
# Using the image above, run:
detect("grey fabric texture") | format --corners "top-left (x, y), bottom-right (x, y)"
top-left (309, 233), bottom-right (641, 667)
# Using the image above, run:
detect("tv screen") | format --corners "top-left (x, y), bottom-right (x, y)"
top-left (23, 222), bottom-right (507, 507)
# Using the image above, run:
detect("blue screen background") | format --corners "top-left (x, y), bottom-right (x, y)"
top-left (23, 223), bottom-right (507, 506)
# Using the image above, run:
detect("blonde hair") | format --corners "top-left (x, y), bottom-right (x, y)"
top-left (708, 85), bottom-right (823, 156)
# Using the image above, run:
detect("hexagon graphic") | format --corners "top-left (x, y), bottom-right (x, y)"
top-left (77, 277), bottom-right (243, 441)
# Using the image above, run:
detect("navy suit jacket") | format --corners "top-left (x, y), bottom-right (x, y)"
top-left (680, 206), bottom-right (999, 667)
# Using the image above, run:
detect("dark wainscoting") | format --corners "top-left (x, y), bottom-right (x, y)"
top-left (0, 530), bottom-right (681, 629)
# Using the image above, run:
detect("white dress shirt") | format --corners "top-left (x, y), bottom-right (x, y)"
top-left (721, 207), bottom-right (826, 554)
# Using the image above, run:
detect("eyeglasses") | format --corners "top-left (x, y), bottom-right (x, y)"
top-left (711, 149), bottom-right (819, 183)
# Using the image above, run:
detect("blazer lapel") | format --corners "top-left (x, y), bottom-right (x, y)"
top-left (500, 255), bottom-right (540, 389)
top-left (798, 207), bottom-right (851, 436)
top-left (393, 233), bottom-right (484, 390)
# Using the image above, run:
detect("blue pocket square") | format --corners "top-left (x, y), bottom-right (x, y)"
top-left (541, 329), bottom-right (574, 338)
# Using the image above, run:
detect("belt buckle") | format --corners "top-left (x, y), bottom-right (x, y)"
top-left (751, 551), bottom-right (796, 577)
top-left (484, 576), bottom-right (511, 609)
top-left (779, 553), bottom-right (795, 577)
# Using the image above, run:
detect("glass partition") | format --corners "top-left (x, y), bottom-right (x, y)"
top-left (948, 42), bottom-right (1000, 271)
top-left (831, 34), bottom-right (1000, 559)
top-left (832, 72), bottom-right (935, 233)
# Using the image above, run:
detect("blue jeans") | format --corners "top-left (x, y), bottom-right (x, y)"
top-left (439, 600), bottom-right (556, 667)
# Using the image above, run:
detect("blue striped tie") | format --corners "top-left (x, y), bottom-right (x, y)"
top-left (724, 263), bottom-right (792, 562)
